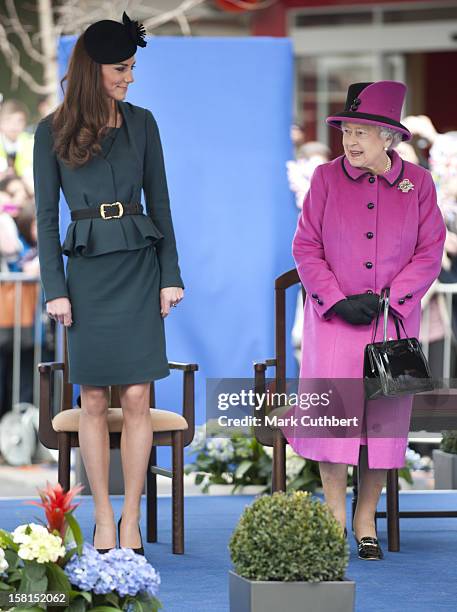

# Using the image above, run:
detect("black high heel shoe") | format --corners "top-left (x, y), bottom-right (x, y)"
top-left (92, 524), bottom-right (114, 554)
top-left (354, 534), bottom-right (384, 560)
top-left (118, 516), bottom-right (144, 556)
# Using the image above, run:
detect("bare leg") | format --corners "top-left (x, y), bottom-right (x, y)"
top-left (78, 385), bottom-right (116, 549)
top-left (353, 445), bottom-right (387, 539)
top-left (119, 383), bottom-right (153, 548)
top-left (319, 461), bottom-right (348, 531)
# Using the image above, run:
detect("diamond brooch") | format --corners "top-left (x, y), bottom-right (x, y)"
top-left (397, 178), bottom-right (414, 193)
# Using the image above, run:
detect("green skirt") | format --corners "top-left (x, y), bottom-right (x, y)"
top-left (65, 245), bottom-right (170, 385)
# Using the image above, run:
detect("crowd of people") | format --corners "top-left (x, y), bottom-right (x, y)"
top-left (0, 96), bottom-right (55, 419)
top-left (287, 115), bottom-right (457, 380)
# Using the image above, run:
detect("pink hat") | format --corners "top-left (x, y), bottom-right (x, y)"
top-left (326, 81), bottom-right (411, 141)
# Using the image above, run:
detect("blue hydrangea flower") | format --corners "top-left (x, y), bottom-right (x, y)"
top-left (206, 437), bottom-right (234, 462)
top-left (64, 543), bottom-right (101, 591)
top-left (64, 543), bottom-right (160, 598)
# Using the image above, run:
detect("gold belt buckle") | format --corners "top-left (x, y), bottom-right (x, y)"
top-left (100, 201), bottom-right (124, 220)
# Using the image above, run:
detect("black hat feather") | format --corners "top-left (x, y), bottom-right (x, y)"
top-left (122, 11), bottom-right (147, 48)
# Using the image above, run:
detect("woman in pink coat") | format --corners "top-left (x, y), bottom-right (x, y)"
top-left (281, 81), bottom-right (446, 560)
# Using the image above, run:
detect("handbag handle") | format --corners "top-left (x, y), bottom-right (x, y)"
top-left (371, 286), bottom-right (411, 344)
top-left (371, 287), bottom-right (387, 343)
top-left (385, 287), bottom-right (411, 340)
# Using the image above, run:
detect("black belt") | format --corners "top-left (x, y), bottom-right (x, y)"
top-left (71, 202), bottom-right (144, 221)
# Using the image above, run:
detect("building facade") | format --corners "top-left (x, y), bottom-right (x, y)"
top-left (251, 0), bottom-right (457, 152)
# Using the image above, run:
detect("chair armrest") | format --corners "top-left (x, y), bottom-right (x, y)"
top-left (37, 361), bottom-right (64, 449)
top-left (252, 359), bottom-right (280, 447)
top-left (38, 361), bottom-right (65, 373)
top-left (167, 361), bottom-right (198, 446)
top-left (265, 358), bottom-right (277, 368)
top-left (253, 359), bottom-right (277, 372)
top-left (168, 361), bottom-right (199, 372)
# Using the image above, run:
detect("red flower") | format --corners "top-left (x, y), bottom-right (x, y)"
top-left (25, 481), bottom-right (84, 538)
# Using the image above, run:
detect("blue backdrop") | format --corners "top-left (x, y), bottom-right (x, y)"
top-left (57, 36), bottom-right (297, 467)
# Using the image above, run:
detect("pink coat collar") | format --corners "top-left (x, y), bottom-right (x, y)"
top-left (342, 148), bottom-right (404, 187)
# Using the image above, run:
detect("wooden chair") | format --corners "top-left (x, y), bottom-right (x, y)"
top-left (37, 326), bottom-right (198, 554)
top-left (252, 268), bottom-right (457, 552)
top-left (372, 395), bottom-right (457, 551)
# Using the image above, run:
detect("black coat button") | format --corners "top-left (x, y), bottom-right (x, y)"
top-left (366, 232), bottom-right (374, 239)
top-left (406, 293), bottom-right (412, 299)
top-left (317, 299), bottom-right (323, 305)
top-left (369, 176), bottom-right (376, 184)
top-left (366, 289), bottom-right (374, 294)
top-left (398, 298), bottom-right (405, 304)
top-left (367, 203), bottom-right (375, 209)
top-left (311, 293), bottom-right (318, 299)
top-left (365, 262), bottom-right (373, 269)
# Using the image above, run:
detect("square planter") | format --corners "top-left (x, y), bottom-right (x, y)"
top-left (229, 570), bottom-right (355, 612)
top-left (433, 449), bottom-right (457, 489)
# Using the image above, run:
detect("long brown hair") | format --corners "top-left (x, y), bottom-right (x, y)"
top-left (50, 35), bottom-right (118, 168)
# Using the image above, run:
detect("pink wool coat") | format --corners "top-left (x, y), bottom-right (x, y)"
top-left (281, 149), bottom-right (446, 469)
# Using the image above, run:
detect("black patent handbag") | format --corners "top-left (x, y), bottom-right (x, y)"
top-left (363, 287), bottom-right (437, 400)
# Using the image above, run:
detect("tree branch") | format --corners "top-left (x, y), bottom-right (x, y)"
top-left (0, 21), bottom-right (51, 93)
top-left (4, 0), bottom-right (48, 63)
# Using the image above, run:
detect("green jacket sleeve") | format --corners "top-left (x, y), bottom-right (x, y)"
top-left (33, 118), bottom-right (69, 303)
top-left (143, 110), bottom-right (184, 289)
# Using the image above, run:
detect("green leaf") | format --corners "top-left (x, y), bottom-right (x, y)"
top-left (123, 594), bottom-right (162, 612)
top-left (234, 460), bottom-right (253, 479)
top-left (69, 589), bottom-right (92, 604)
top-left (62, 546), bottom-right (79, 565)
top-left (4, 548), bottom-right (20, 569)
top-left (23, 560), bottom-right (47, 582)
top-left (17, 561), bottom-right (48, 596)
top-left (105, 592), bottom-right (120, 607)
top-left (65, 512), bottom-right (84, 553)
top-left (0, 580), bottom-right (14, 590)
top-left (6, 569), bottom-right (23, 583)
top-left (65, 597), bottom-right (88, 612)
top-left (399, 466), bottom-right (413, 484)
top-left (122, 600), bottom-right (141, 612)
top-left (195, 473), bottom-right (205, 485)
top-left (90, 607), bottom-right (122, 611)
top-left (0, 528), bottom-right (18, 551)
top-left (45, 561), bottom-right (72, 595)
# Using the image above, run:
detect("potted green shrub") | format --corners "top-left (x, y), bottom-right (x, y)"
top-left (228, 491), bottom-right (354, 612)
top-left (433, 430), bottom-right (457, 489)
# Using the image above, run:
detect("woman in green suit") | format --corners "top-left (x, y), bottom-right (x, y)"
top-left (33, 13), bottom-right (184, 555)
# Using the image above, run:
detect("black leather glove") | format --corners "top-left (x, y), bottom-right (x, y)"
top-left (331, 297), bottom-right (378, 325)
top-left (347, 292), bottom-right (381, 312)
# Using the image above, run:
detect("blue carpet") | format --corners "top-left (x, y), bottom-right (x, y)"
top-left (1, 492), bottom-right (456, 611)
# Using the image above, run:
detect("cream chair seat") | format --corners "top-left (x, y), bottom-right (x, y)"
top-left (52, 407), bottom-right (188, 433)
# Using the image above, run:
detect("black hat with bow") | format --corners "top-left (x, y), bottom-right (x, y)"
top-left (83, 11), bottom-right (147, 64)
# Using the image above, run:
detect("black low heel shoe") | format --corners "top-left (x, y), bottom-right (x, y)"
top-left (92, 524), bottom-right (114, 554)
top-left (344, 527), bottom-right (348, 539)
top-left (118, 516), bottom-right (144, 556)
top-left (355, 536), bottom-right (384, 560)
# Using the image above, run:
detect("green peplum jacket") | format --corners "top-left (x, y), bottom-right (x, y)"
top-left (33, 100), bottom-right (184, 303)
